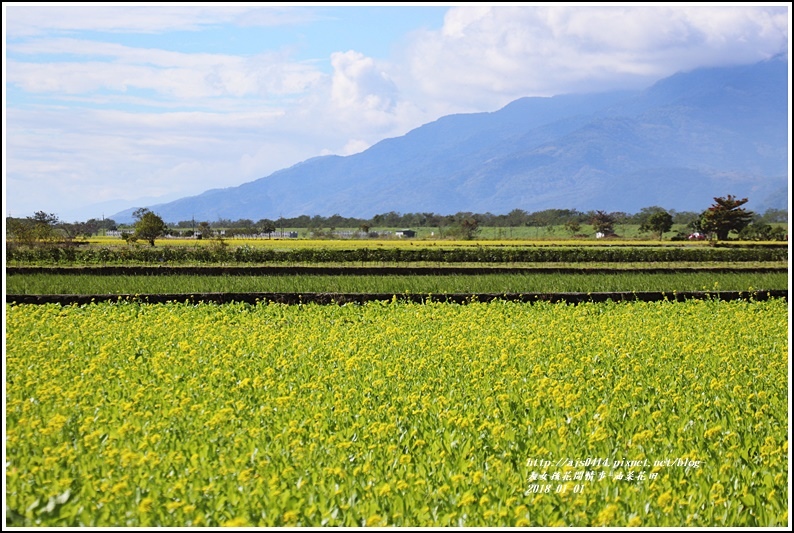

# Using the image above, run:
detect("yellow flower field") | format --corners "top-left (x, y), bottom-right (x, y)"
top-left (5, 299), bottom-right (788, 526)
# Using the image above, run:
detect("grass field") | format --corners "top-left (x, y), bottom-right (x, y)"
top-left (5, 298), bottom-right (788, 527)
top-left (5, 271), bottom-right (788, 295)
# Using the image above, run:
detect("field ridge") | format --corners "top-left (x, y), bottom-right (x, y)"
top-left (6, 289), bottom-right (788, 306)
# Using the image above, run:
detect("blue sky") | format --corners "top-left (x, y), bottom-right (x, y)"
top-left (3, 3), bottom-right (790, 222)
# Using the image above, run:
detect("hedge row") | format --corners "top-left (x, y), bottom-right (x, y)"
top-left (6, 290), bottom-right (788, 306)
top-left (5, 244), bottom-right (788, 265)
top-left (7, 265), bottom-right (787, 276)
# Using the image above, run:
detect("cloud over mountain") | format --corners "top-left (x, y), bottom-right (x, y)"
top-left (5, 5), bottom-right (788, 221)
top-left (110, 55), bottom-right (788, 223)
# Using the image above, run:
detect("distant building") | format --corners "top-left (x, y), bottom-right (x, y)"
top-left (395, 229), bottom-right (416, 238)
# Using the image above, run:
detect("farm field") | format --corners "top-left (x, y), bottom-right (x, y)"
top-left (5, 298), bottom-right (788, 527)
top-left (5, 271), bottom-right (788, 296)
top-left (5, 238), bottom-right (789, 526)
top-left (86, 236), bottom-right (720, 247)
top-left (26, 235), bottom-right (789, 250)
top-left (5, 242), bottom-right (787, 267)
top-left (98, 221), bottom-right (790, 241)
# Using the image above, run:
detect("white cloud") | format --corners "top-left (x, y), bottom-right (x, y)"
top-left (7, 39), bottom-right (326, 101)
top-left (293, 49), bottom-right (429, 148)
top-left (5, 5), bottom-right (320, 37)
top-left (402, 5), bottom-right (789, 111)
top-left (440, 5), bottom-right (492, 39)
top-left (4, 105), bottom-right (321, 219)
top-left (340, 139), bottom-right (372, 156)
top-left (330, 50), bottom-right (398, 113)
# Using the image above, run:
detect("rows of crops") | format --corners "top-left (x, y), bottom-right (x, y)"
top-left (6, 243), bottom-right (787, 265)
top-left (5, 298), bottom-right (788, 527)
top-left (5, 271), bottom-right (788, 295)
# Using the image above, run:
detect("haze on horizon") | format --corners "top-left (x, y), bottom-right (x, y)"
top-left (3, 3), bottom-right (790, 222)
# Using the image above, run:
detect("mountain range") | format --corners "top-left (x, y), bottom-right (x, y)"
top-left (112, 54), bottom-right (789, 224)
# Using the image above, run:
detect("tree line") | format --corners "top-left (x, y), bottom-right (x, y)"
top-left (163, 203), bottom-right (786, 238)
top-left (167, 208), bottom-right (710, 232)
top-left (6, 197), bottom-right (788, 246)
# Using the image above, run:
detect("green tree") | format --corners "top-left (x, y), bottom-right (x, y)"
top-left (505, 208), bottom-right (527, 238)
top-left (197, 222), bottom-right (212, 240)
top-left (6, 217), bottom-right (36, 246)
top-left (32, 211), bottom-right (61, 242)
top-left (756, 208), bottom-right (787, 224)
top-left (458, 215), bottom-right (481, 240)
top-left (257, 218), bottom-right (277, 238)
top-left (699, 196), bottom-right (755, 241)
top-left (590, 210), bottom-right (616, 235)
top-left (634, 206), bottom-right (667, 225)
top-left (56, 222), bottom-right (83, 241)
top-left (564, 220), bottom-right (581, 236)
top-left (640, 211), bottom-right (674, 240)
top-left (132, 208), bottom-right (167, 246)
top-left (7, 212), bottom-right (61, 245)
top-left (738, 223), bottom-right (787, 241)
top-left (671, 210), bottom-right (700, 226)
